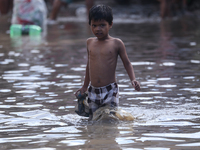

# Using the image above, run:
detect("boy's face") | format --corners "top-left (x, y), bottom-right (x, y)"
top-left (90, 19), bottom-right (113, 40)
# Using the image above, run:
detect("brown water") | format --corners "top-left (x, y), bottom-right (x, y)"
top-left (0, 14), bottom-right (200, 150)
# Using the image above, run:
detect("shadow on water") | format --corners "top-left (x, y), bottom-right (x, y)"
top-left (0, 11), bottom-right (200, 150)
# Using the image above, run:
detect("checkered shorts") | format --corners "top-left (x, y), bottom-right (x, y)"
top-left (88, 82), bottom-right (119, 115)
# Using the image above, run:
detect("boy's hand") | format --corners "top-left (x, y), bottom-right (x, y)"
top-left (132, 80), bottom-right (140, 91)
top-left (75, 86), bottom-right (87, 97)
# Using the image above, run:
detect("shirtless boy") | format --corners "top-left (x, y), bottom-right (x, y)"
top-left (75, 4), bottom-right (140, 120)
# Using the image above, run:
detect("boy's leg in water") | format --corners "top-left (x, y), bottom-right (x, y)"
top-left (88, 101), bottom-right (99, 120)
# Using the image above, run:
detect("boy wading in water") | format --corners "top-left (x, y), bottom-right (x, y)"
top-left (75, 4), bottom-right (140, 120)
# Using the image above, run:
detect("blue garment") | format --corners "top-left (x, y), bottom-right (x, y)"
top-left (60, 0), bottom-right (72, 4)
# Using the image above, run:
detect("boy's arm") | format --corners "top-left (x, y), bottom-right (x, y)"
top-left (117, 39), bottom-right (140, 91)
top-left (75, 40), bottom-right (91, 96)
top-left (75, 61), bottom-right (90, 96)
top-left (82, 40), bottom-right (91, 90)
top-left (82, 60), bottom-right (90, 92)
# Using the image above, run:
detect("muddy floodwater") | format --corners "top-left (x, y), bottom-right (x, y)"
top-left (0, 14), bottom-right (200, 150)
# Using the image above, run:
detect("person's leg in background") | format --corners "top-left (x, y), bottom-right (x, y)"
top-left (50, 0), bottom-right (66, 20)
top-left (0, 0), bottom-right (13, 15)
top-left (85, 0), bottom-right (94, 15)
top-left (48, 0), bottom-right (94, 24)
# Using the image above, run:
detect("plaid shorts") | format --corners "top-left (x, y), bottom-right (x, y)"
top-left (88, 82), bottom-right (119, 116)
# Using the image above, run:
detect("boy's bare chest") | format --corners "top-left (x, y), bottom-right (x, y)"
top-left (89, 43), bottom-right (117, 57)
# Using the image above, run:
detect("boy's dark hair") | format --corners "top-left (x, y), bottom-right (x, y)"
top-left (89, 4), bottom-right (113, 25)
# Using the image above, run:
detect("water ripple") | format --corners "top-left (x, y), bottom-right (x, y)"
top-left (143, 132), bottom-right (200, 139)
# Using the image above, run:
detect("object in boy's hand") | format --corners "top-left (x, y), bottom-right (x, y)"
top-left (75, 92), bottom-right (89, 117)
